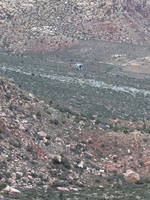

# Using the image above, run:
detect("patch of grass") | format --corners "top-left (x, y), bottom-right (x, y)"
top-left (110, 125), bottom-right (131, 134)
top-left (0, 161), bottom-right (7, 169)
top-left (55, 105), bottom-right (77, 116)
top-left (143, 128), bottom-right (150, 134)
top-left (81, 112), bottom-right (95, 120)
top-left (95, 118), bottom-right (101, 124)
top-left (0, 128), bottom-right (10, 138)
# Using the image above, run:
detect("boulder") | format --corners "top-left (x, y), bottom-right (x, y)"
top-left (2, 186), bottom-right (21, 194)
top-left (124, 170), bottom-right (140, 183)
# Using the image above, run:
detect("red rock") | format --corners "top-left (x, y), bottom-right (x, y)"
top-left (105, 162), bottom-right (119, 172)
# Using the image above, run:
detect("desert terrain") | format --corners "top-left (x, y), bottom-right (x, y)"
top-left (0, 0), bottom-right (150, 199)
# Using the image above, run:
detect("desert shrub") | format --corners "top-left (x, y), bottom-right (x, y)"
top-left (61, 156), bottom-right (71, 169)
top-left (50, 119), bottom-right (59, 125)
top-left (0, 183), bottom-right (6, 191)
top-left (9, 138), bottom-right (22, 148)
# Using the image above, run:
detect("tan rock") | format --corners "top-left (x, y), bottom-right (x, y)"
top-left (49, 154), bottom-right (62, 163)
top-left (124, 170), bottom-right (140, 183)
top-left (38, 131), bottom-right (47, 138)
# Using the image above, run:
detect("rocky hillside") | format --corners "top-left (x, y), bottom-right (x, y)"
top-left (0, 0), bottom-right (150, 52)
top-left (0, 77), bottom-right (150, 197)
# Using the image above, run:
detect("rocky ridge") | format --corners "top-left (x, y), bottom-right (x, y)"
top-left (0, 0), bottom-right (150, 52)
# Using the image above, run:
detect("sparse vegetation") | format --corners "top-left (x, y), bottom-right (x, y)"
top-left (9, 137), bottom-right (22, 148)
top-left (0, 183), bottom-right (6, 191)
top-left (49, 119), bottom-right (59, 125)
top-left (61, 156), bottom-right (71, 169)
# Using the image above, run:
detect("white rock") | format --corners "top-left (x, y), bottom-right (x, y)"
top-left (16, 172), bottom-right (23, 176)
top-left (19, 124), bottom-right (25, 130)
top-left (28, 93), bottom-right (34, 98)
top-left (127, 149), bottom-right (131, 154)
top-left (78, 161), bottom-right (84, 168)
top-left (99, 169), bottom-right (105, 173)
top-left (57, 187), bottom-right (69, 191)
top-left (2, 186), bottom-right (21, 194)
top-left (69, 187), bottom-right (79, 191)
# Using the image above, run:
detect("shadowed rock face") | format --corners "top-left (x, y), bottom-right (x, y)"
top-left (0, 0), bottom-right (150, 52)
